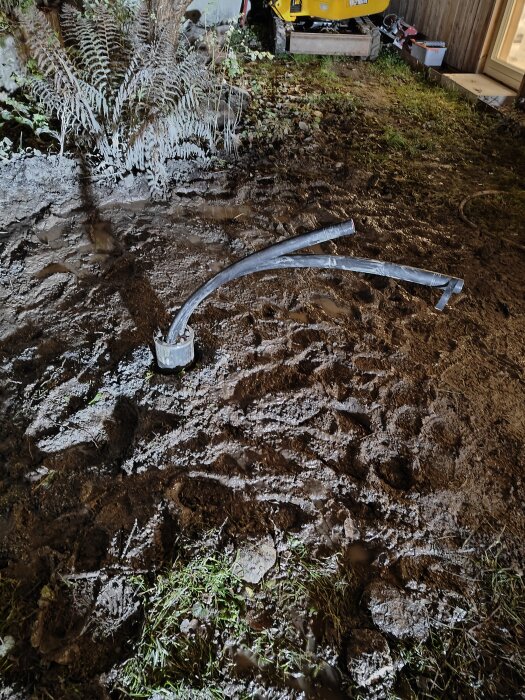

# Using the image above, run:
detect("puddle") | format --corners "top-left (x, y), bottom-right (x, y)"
top-left (34, 262), bottom-right (80, 279)
top-left (288, 310), bottom-right (310, 324)
top-left (198, 204), bottom-right (251, 222)
top-left (310, 294), bottom-right (348, 317)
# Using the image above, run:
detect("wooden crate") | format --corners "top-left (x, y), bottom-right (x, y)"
top-left (289, 32), bottom-right (372, 56)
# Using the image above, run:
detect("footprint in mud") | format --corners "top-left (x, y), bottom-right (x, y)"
top-left (289, 327), bottom-right (327, 348)
top-left (75, 525), bottom-right (111, 570)
top-left (369, 276), bottom-right (393, 292)
top-left (313, 362), bottom-right (358, 402)
top-left (171, 477), bottom-right (310, 534)
top-left (341, 444), bottom-right (369, 480)
top-left (353, 353), bottom-right (388, 374)
top-left (355, 285), bottom-right (376, 304)
top-left (197, 204), bottom-right (252, 222)
top-left (223, 365), bottom-right (317, 406)
top-left (104, 396), bottom-right (140, 461)
top-left (288, 310), bottom-right (310, 324)
top-left (390, 405), bottom-right (424, 435)
top-left (357, 435), bottom-right (415, 491)
top-left (375, 456), bottom-right (414, 491)
top-left (394, 554), bottom-right (453, 588)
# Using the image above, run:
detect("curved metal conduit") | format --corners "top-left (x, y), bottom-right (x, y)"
top-left (155, 220), bottom-right (464, 369)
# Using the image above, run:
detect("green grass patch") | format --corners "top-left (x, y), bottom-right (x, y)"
top-left (370, 48), bottom-right (413, 82)
top-left (395, 547), bottom-right (525, 699)
top-left (116, 538), bottom-right (360, 698)
top-left (292, 53), bottom-right (319, 65)
top-left (381, 125), bottom-right (410, 151)
top-left (319, 55), bottom-right (338, 81)
top-left (117, 553), bottom-right (247, 697)
top-left (0, 577), bottom-right (29, 677)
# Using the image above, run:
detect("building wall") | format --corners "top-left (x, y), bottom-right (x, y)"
top-left (388, 0), bottom-right (501, 72)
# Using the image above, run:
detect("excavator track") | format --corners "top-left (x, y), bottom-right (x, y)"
top-left (273, 15), bottom-right (287, 54)
top-left (355, 16), bottom-right (381, 61)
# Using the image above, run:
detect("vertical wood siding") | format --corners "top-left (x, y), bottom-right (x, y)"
top-left (387, 0), bottom-right (499, 71)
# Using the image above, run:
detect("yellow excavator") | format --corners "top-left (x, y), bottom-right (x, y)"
top-left (268, 0), bottom-right (389, 58)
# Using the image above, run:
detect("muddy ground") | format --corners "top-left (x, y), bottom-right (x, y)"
top-left (1, 54), bottom-right (525, 698)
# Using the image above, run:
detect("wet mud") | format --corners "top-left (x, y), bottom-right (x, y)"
top-left (1, 58), bottom-right (525, 698)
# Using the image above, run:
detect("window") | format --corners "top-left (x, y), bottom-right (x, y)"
top-left (485, 0), bottom-right (525, 89)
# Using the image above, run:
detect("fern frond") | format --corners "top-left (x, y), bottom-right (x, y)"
top-left (61, 5), bottom-right (109, 93)
top-left (130, 1), bottom-right (151, 48)
top-left (18, 7), bottom-right (64, 78)
top-left (19, 0), bottom-right (228, 197)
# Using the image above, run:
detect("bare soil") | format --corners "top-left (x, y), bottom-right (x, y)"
top-left (1, 55), bottom-right (524, 698)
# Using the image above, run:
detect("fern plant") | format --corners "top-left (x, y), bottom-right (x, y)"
top-left (17, 0), bottom-right (223, 197)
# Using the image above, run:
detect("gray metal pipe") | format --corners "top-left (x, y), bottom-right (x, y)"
top-left (166, 220), bottom-right (356, 343)
top-left (155, 221), bottom-right (464, 370)
top-left (264, 255), bottom-right (464, 311)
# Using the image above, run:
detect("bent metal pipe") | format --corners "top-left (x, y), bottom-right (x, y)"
top-left (155, 220), bottom-right (464, 370)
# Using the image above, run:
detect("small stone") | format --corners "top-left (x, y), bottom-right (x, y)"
top-left (298, 121), bottom-right (309, 132)
top-left (365, 581), bottom-right (430, 642)
top-left (343, 515), bottom-right (356, 540)
top-left (0, 635), bottom-right (15, 658)
top-left (232, 536), bottom-right (277, 584)
top-left (346, 629), bottom-right (395, 698)
top-left (180, 618), bottom-right (199, 634)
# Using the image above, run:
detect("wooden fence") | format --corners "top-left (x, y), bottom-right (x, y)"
top-left (387, 0), bottom-right (500, 71)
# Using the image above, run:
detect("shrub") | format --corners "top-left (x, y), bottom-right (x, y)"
top-left (18, 0), bottom-right (224, 197)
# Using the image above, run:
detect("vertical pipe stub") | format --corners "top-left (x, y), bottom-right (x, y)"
top-left (154, 326), bottom-right (195, 370)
